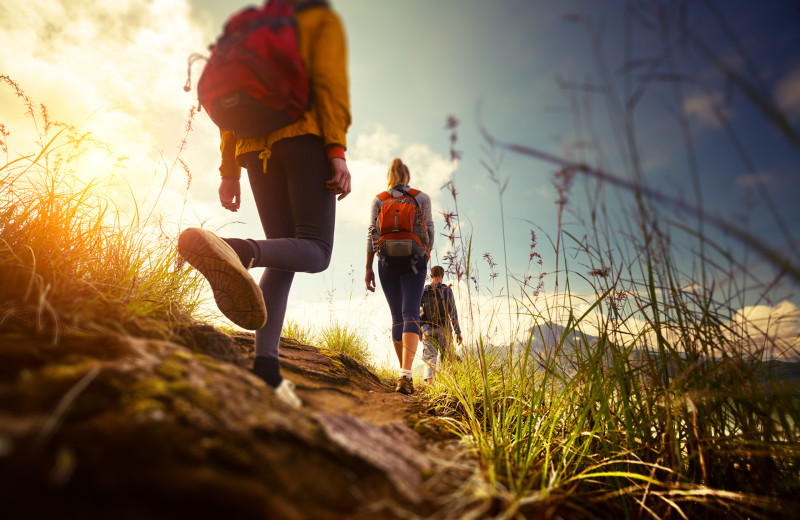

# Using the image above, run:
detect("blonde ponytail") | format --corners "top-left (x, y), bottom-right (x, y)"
top-left (387, 158), bottom-right (410, 188)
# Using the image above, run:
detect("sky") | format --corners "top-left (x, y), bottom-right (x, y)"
top-left (1, 0), bottom-right (799, 363)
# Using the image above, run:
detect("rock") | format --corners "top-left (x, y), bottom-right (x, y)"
top-left (317, 413), bottom-right (431, 504)
top-left (0, 325), bottom-right (441, 519)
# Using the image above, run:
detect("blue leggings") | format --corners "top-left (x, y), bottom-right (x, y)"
top-left (242, 134), bottom-right (335, 360)
top-left (378, 256), bottom-right (428, 341)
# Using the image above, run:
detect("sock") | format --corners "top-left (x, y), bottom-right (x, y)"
top-left (399, 369), bottom-right (412, 380)
top-left (223, 237), bottom-right (255, 268)
top-left (253, 356), bottom-right (283, 388)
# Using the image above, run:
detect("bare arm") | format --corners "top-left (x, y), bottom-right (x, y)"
top-left (365, 251), bottom-right (376, 292)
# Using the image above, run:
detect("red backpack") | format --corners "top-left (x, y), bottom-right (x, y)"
top-left (184, 0), bottom-right (327, 138)
top-left (374, 188), bottom-right (427, 272)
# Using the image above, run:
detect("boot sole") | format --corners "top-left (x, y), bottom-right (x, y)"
top-left (178, 227), bottom-right (266, 330)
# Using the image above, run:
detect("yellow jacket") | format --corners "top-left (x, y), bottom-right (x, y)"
top-left (219, 3), bottom-right (351, 178)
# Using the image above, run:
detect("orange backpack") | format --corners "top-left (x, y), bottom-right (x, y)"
top-left (374, 188), bottom-right (426, 271)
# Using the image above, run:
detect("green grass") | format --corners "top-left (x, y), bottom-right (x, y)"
top-left (426, 58), bottom-right (800, 519)
top-left (425, 215), bottom-right (800, 516)
top-left (0, 76), bottom-right (204, 343)
top-left (428, 301), bottom-right (800, 517)
top-left (428, 12), bottom-right (800, 512)
top-left (316, 320), bottom-right (372, 365)
top-left (283, 317), bottom-right (379, 371)
top-left (281, 319), bottom-right (317, 346)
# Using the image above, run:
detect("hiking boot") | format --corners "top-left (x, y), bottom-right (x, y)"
top-left (275, 379), bottom-right (302, 409)
top-left (177, 227), bottom-right (266, 330)
top-left (395, 376), bottom-right (414, 395)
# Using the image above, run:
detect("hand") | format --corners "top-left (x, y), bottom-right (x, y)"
top-left (456, 334), bottom-right (463, 345)
top-left (326, 157), bottom-right (351, 200)
top-left (219, 177), bottom-right (241, 212)
top-left (365, 269), bottom-right (376, 292)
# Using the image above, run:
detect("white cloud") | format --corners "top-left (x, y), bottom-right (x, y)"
top-left (0, 0), bottom-right (220, 218)
top-left (729, 300), bottom-right (800, 358)
top-left (776, 68), bottom-right (800, 122)
top-left (401, 143), bottom-right (453, 196)
top-left (534, 184), bottom-right (550, 198)
top-left (336, 124), bottom-right (454, 229)
top-left (347, 123), bottom-right (401, 164)
top-left (683, 92), bottom-right (729, 128)
top-left (736, 171), bottom-right (773, 189)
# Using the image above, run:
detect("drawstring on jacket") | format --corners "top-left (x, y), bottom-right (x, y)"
top-left (258, 148), bottom-right (272, 173)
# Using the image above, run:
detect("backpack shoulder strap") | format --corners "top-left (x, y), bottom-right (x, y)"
top-left (395, 187), bottom-right (421, 207)
top-left (376, 191), bottom-right (391, 202)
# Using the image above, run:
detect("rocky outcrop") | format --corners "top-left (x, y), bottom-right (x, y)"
top-left (0, 326), bottom-right (464, 519)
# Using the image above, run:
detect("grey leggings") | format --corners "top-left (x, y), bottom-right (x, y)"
top-left (242, 134), bottom-right (335, 359)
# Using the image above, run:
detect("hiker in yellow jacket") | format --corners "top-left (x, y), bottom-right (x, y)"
top-left (179, 0), bottom-right (350, 409)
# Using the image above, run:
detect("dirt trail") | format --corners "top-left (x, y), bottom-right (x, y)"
top-left (278, 337), bottom-right (427, 424)
top-left (239, 333), bottom-right (477, 516)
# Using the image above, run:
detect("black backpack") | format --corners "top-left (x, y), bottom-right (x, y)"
top-left (421, 283), bottom-right (448, 327)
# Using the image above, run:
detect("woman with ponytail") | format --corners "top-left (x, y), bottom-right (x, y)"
top-left (365, 158), bottom-right (433, 395)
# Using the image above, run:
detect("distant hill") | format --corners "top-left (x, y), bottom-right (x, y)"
top-left (461, 321), bottom-right (598, 357)
top-left (756, 359), bottom-right (800, 388)
top-left (461, 321), bottom-right (800, 391)
top-left (519, 321), bottom-right (599, 353)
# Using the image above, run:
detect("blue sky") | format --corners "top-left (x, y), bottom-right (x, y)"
top-left (1, 0), bottom-right (798, 360)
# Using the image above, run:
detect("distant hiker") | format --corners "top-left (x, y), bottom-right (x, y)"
top-left (420, 265), bottom-right (462, 385)
top-left (365, 158), bottom-right (433, 395)
top-left (178, 0), bottom-right (350, 409)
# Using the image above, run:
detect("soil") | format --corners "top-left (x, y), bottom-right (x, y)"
top-left (0, 324), bottom-right (479, 519)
